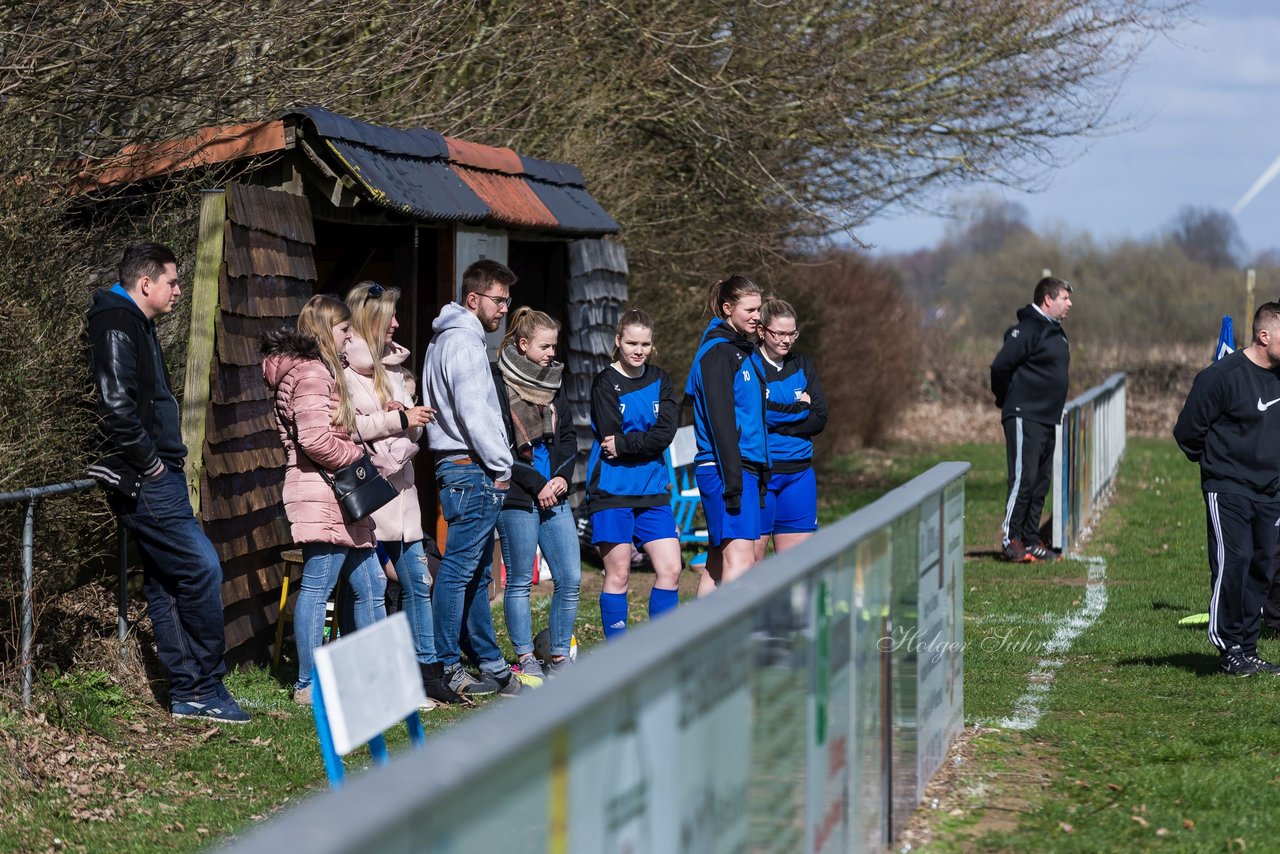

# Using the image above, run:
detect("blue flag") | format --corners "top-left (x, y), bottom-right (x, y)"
top-left (1215, 316), bottom-right (1234, 362)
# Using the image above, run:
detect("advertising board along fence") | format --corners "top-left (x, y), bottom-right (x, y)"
top-left (1051, 373), bottom-right (1127, 553)
top-left (221, 461), bottom-right (970, 854)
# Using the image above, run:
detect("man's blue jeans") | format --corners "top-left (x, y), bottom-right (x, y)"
top-left (295, 544), bottom-right (385, 691)
top-left (498, 501), bottom-right (581, 657)
top-left (432, 460), bottom-right (507, 673)
top-left (105, 466), bottom-right (226, 703)
top-left (383, 540), bottom-right (438, 664)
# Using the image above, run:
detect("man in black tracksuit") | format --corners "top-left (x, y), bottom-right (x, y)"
top-left (990, 276), bottom-right (1073, 562)
top-left (1174, 302), bottom-right (1280, 676)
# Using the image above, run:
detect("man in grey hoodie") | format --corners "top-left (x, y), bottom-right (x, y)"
top-left (422, 259), bottom-right (522, 696)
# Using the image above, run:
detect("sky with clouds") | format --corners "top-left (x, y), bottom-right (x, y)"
top-left (855, 1), bottom-right (1280, 259)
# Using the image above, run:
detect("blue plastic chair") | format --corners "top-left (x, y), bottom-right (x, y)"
top-left (667, 426), bottom-right (708, 566)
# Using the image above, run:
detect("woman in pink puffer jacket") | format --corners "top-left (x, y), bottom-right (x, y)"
top-left (261, 295), bottom-right (386, 705)
top-left (343, 281), bottom-right (464, 707)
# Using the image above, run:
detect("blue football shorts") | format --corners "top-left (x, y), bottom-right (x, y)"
top-left (590, 505), bottom-right (679, 546)
top-left (696, 464), bottom-right (762, 546)
top-left (761, 467), bottom-right (818, 535)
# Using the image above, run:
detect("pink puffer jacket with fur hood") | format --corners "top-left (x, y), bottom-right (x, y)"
top-left (262, 329), bottom-right (374, 549)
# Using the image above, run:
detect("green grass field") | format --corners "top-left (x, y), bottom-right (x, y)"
top-left (4, 436), bottom-right (1271, 852)
top-left (926, 437), bottom-right (1280, 852)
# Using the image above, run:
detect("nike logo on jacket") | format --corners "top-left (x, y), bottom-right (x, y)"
top-left (1174, 349), bottom-right (1280, 497)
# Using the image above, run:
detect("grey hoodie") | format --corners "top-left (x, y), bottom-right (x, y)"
top-left (422, 302), bottom-right (513, 480)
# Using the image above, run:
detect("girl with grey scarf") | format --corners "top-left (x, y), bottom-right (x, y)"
top-left (493, 308), bottom-right (581, 684)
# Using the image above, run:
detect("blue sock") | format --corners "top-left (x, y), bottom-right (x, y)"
top-left (649, 586), bottom-right (679, 620)
top-left (600, 592), bottom-right (628, 640)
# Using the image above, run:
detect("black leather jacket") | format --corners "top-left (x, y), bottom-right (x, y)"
top-left (85, 288), bottom-right (186, 498)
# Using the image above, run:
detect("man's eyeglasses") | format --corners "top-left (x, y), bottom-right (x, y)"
top-left (478, 292), bottom-right (512, 309)
top-left (764, 328), bottom-right (800, 342)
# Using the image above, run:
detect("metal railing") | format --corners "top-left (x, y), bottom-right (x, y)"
top-left (223, 461), bottom-right (971, 853)
top-left (0, 479), bottom-right (131, 709)
top-left (1052, 372), bottom-right (1127, 553)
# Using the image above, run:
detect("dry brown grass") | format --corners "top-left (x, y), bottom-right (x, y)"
top-left (888, 342), bottom-right (1203, 444)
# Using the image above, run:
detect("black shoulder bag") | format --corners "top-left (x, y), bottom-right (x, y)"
top-left (283, 418), bottom-right (397, 523)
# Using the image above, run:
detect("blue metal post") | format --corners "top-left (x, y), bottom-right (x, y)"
top-left (404, 711), bottom-right (426, 749)
top-left (311, 666), bottom-right (346, 787)
top-left (367, 735), bottom-right (389, 767)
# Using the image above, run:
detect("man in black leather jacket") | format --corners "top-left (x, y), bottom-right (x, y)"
top-left (990, 276), bottom-right (1073, 563)
top-left (86, 243), bottom-right (249, 723)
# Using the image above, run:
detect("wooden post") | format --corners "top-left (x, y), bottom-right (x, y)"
top-left (1246, 268), bottom-right (1256, 345)
top-left (181, 189), bottom-right (226, 516)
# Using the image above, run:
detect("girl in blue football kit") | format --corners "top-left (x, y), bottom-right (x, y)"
top-left (753, 299), bottom-right (827, 561)
top-left (685, 275), bottom-right (769, 596)
top-left (586, 309), bottom-right (681, 639)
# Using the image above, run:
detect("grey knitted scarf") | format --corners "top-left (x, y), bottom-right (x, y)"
top-left (498, 344), bottom-right (563, 460)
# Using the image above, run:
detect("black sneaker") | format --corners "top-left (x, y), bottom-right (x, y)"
top-left (1000, 540), bottom-right (1029, 563)
top-left (1220, 647), bottom-right (1260, 677)
top-left (1244, 654), bottom-right (1280, 674)
top-left (444, 664), bottom-right (496, 697)
top-left (421, 662), bottom-right (470, 705)
top-left (1025, 543), bottom-right (1059, 561)
top-left (491, 669), bottom-right (523, 697)
top-left (172, 695), bottom-right (252, 723)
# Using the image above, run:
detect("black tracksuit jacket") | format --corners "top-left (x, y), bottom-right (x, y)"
top-left (1173, 349), bottom-right (1280, 497)
top-left (990, 304), bottom-right (1070, 425)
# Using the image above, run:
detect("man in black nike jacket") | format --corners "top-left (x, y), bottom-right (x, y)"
top-left (990, 276), bottom-right (1073, 563)
top-left (1174, 302), bottom-right (1280, 677)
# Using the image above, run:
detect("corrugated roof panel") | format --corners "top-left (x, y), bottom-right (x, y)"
top-left (524, 180), bottom-right (620, 235)
top-left (324, 140), bottom-right (489, 222)
top-left (293, 106), bottom-right (449, 159)
top-left (290, 107), bottom-right (618, 235)
top-left (452, 165), bottom-right (558, 230)
top-left (445, 136), bottom-right (523, 174)
top-left (69, 121), bottom-right (287, 194)
top-left (520, 155), bottom-right (586, 186)
top-left (517, 154), bottom-right (619, 234)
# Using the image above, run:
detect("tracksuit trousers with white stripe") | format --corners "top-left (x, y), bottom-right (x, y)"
top-left (1002, 417), bottom-right (1055, 548)
top-left (1204, 491), bottom-right (1280, 654)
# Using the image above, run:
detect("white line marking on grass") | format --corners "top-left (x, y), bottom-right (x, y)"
top-left (996, 555), bottom-right (1107, 731)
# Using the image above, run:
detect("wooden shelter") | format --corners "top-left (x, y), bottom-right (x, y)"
top-left (80, 107), bottom-right (626, 661)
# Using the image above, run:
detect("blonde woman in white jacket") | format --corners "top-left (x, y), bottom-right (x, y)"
top-left (344, 281), bottom-right (465, 706)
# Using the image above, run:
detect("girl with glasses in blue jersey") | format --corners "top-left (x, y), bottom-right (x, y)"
top-left (753, 298), bottom-right (827, 561)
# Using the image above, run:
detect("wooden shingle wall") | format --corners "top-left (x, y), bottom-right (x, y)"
top-left (203, 182), bottom-right (316, 658)
top-left (565, 239), bottom-right (628, 490)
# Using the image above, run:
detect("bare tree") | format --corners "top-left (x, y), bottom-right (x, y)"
top-left (0, 0), bottom-right (1187, 513)
top-left (1168, 206), bottom-right (1247, 270)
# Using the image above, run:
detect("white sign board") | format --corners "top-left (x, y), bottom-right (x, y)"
top-left (312, 612), bottom-right (426, 755)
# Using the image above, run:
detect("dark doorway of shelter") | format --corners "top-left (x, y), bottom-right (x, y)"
top-left (311, 218), bottom-right (445, 542)
top-left (508, 239), bottom-right (570, 356)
